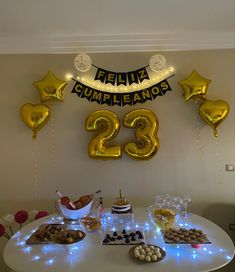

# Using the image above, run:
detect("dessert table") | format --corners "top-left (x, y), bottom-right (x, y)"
top-left (3, 208), bottom-right (234, 272)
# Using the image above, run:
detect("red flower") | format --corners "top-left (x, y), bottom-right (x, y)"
top-left (35, 211), bottom-right (49, 220)
top-left (15, 210), bottom-right (28, 224)
top-left (0, 224), bottom-right (5, 238)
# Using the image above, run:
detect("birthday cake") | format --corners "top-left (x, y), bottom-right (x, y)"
top-left (111, 189), bottom-right (132, 214)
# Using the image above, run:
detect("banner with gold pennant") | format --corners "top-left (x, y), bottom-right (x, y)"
top-left (71, 78), bottom-right (173, 106)
top-left (94, 66), bottom-right (149, 86)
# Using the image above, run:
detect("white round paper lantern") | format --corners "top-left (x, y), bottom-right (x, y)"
top-left (149, 54), bottom-right (166, 72)
top-left (74, 54), bottom-right (92, 72)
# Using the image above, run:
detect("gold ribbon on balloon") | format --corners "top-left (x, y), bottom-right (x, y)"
top-left (20, 103), bottom-right (51, 139)
top-left (199, 99), bottom-right (230, 137)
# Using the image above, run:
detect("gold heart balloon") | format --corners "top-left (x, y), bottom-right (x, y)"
top-left (199, 100), bottom-right (230, 137)
top-left (20, 103), bottom-right (51, 139)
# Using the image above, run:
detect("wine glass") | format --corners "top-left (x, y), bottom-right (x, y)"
top-left (182, 195), bottom-right (192, 217)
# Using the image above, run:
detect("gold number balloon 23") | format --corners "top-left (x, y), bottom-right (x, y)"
top-left (85, 110), bottom-right (122, 159)
top-left (123, 109), bottom-right (159, 160)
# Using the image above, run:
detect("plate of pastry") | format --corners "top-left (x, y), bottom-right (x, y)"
top-left (129, 244), bottom-right (166, 263)
top-left (54, 229), bottom-right (86, 244)
top-left (162, 227), bottom-right (211, 244)
top-left (26, 224), bottom-right (66, 244)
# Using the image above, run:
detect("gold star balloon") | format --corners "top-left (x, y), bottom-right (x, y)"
top-left (34, 71), bottom-right (68, 102)
top-left (178, 70), bottom-right (211, 102)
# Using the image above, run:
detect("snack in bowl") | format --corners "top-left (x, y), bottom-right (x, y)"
top-left (81, 216), bottom-right (101, 231)
top-left (58, 194), bottom-right (93, 220)
top-left (147, 205), bottom-right (176, 230)
top-left (129, 244), bottom-right (166, 263)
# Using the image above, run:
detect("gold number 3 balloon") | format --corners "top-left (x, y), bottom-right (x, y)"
top-left (20, 103), bottom-right (51, 139)
top-left (85, 110), bottom-right (122, 159)
top-left (123, 109), bottom-right (159, 160)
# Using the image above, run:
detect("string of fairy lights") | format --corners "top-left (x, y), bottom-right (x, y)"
top-left (64, 53), bottom-right (175, 92)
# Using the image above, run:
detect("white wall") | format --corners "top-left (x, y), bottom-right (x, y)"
top-left (0, 50), bottom-right (234, 271)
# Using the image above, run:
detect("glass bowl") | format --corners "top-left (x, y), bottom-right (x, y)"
top-left (146, 204), bottom-right (176, 230)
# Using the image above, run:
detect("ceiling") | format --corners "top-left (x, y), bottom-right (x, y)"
top-left (0, 0), bottom-right (235, 53)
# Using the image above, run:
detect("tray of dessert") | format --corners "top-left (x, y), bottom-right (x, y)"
top-left (26, 224), bottom-right (85, 245)
top-left (102, 229), bottom-right (145, 245)
top-left (162, 227), bottom-right (211, 244)
top-left (129, 244), bottom-right (166, 263)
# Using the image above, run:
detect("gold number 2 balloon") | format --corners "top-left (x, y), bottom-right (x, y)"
top-left (20, 103), bottom-right (51, 139)
top-left (199, 99), bottom-right (230, 137)
top-left (85, 110), bottom-right (122, 159)
top-left (123, 109), bottom-right (159, 160)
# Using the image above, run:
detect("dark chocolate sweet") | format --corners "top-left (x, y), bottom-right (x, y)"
top-left (117, 235), bottom-right (123, 240)
top-left (113, 232), bottom-right (118, 236)
top-left (122, 229), bottom-right (126, 234)
top-left (102, 239), bottom-right (109, 244)
top-left (110, 237), bottom-right (116, 241)
top-left (125, 238), bottom-right (130, 243)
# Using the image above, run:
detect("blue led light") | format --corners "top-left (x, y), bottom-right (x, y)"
top-left (226, 256), bottom-right (232, 260)
top-left (108, 216), bottom-right (111, 220)
top-left (126, 226), bottom-right (130, 230)
top-left (135, 224), bottom-right (139, 228)
top-left (220, 248), bottom-right (223, 252)
top-left (184, 223), bottom-right (188, 226)
top-left (193, 250), bottom-right (196, 254)
top-left (177, 253), bottom-right (180, 257)
top-left (193, 254), bottom-right (196, 259)
top-left (208, 251), bottom-right (213, 254)
top-left (32, 256), bottom-right (40, 261)
top-left (177, 246), bottom-right (180, 249)
top-left (179, 223), bottom-right (184, 227)
top-left (72, 246), bottom-right (79, 250)
top-left (16, 241), bottom-right (25, 246)
top-left (203, 247), bottom-right (207, 251)
top-left (163, 247), bottom-right (166, 251)
top-left (45, 258), bottom-right (55, 265)
top-left (22, 246), bottom-right (32, 253)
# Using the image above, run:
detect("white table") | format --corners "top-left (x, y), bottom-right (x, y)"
top-left (3, 209), bottom-right (235, 272)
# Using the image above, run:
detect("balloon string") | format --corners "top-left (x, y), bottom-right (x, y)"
top-left (194, 113), bottom-right (206, 183)
top-left (49, 114), bottom-right (56, 168)
top-left (215, 138), bottom-right (223, 184)
top-left (213, 128), bottom-right (218, 138)
top-left (32, 131), bottom-right (37, 139)
top-left (32, 140), bottom-right (40, 199)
